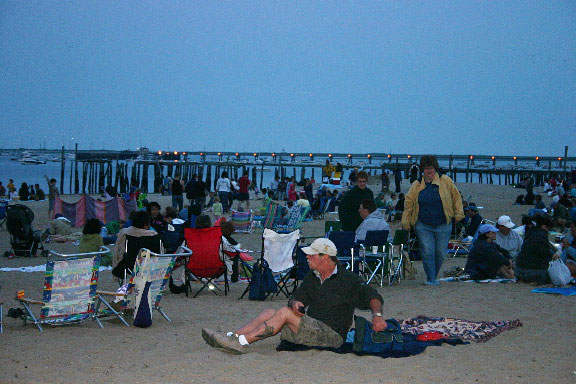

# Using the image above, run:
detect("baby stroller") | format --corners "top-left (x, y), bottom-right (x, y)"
top-left (3, 204), bottom-right (47, 258)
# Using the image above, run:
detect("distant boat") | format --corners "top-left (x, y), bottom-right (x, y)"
top-left (18, 151), bottom-right (46, 165)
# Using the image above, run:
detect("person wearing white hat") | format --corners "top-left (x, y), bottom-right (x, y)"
top-left (202, 238), bottom-right (386, 355)
top-left (464, 224), bottom-right (515, 280)
top-left (495, 215), bottom-right (523, 261)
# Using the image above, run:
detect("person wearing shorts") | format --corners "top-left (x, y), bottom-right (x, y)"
top-left (202, 238), bottom-right (387, 354)
top-left (236, 171), bottom-right (251, 211)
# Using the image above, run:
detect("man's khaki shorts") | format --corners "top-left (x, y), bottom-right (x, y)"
top-left (280, 315), bottom-right (343, 348)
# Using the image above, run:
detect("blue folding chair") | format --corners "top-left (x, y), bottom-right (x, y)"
top-left (361, 230), bottom-right (390, 285)
top-left (328, 231), bottom-right (358, 271)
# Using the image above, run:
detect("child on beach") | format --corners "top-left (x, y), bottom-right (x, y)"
top-left (213, 196), bottom-right (223, 219)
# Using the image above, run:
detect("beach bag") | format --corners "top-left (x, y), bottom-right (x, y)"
top-left (249, 258), bottom-right (278, 301)
top-left (133, 251), bottom-right (153, 328)
top-left (352, 316), bottom-right (403, 353)
top-left (548, 259), bottom-right (572, 286)
top-left (402, 251), bottom-right (417, 280)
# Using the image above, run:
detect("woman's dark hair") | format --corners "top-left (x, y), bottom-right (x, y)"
top-left (221, 221), bottom-right (235, 236)
top-left (147, 201), bottom-right (161, 212)
top-left (477, 232), bottom-right (489, 241)
top-left (195, 215), bottom-right (212, 229)
top-left (189, 203), bottom-right (202, 216)
top-left (533, 215), bottom-right (552, 228)
top-left (83, 218), bottom-right (102, 235)
top-left (419, 155), bottom-right (440, 172)
top-left (221, 171), bottom-right (228, 178)
top-left (132, 210), bottom-right (151, 229)
top-left (521, 215), bottom-right (533, 227)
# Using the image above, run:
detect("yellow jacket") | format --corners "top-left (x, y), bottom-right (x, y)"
top-left (401, 173), bottom-right (464, 229)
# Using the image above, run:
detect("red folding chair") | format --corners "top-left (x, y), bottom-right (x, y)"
top-left (184, 227), bottom-right (228, 298)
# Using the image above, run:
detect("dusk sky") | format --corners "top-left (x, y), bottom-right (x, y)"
top-left (1, 1), bottom-right (574, 156)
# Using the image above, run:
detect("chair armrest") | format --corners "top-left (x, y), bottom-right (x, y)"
top-left (97, 290), bottom-right (126, 296)
top-left (17, 298), bottom-right (44, 305)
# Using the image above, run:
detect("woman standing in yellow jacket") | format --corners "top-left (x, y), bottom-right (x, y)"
top-left (402, 155), bottom-right (464, 285)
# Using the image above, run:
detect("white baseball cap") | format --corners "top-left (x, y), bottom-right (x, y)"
top-left (302, 238), bottom-right (338, 256)
top-left (497, 215), bottom-right (515, 229)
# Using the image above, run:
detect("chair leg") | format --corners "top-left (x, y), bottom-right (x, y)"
top-left (96, 295), bottom-right (130, 327)
top-left (156, 306), bottom-right (171, 322)
top-left (20, 302), bottom-right (43, 332)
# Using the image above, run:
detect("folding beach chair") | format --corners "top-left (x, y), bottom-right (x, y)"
top-left (360, 230), bottom-right (390, 285)
top-left (230, 210), bottom-right (253, 233)
top-left (263, 201), bottom-right (284, 229)
top-left (262, 229), bottom-right (300, 297)
top-left (241, 229), bottom-right (300, 299)
top-left (184, 227), bottom-right (229, 298)
top-left (275, 206), bottom-right (309, 233)
top-left (14, 247), bottom-right (109, 332)
top-left (387, 229), bottom-right (409, 286)
top-left (328, 231), bottom-right (358, 271)
top-left (97, 246), bottom-right (191, 325)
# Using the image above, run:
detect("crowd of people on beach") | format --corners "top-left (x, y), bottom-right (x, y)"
top-left (3, 157), bottom-right (576, 356)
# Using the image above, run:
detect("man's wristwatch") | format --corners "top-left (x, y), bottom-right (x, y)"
top-left (373, 312), bottom-right (382, 317)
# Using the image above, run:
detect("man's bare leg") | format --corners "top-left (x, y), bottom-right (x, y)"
top-left (233, 308), bottom-right (276, 336)
top-left (239, 307), bottom-right (301, 343)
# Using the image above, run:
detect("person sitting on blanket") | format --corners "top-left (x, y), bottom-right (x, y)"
top-left (560, 233), bottom-right (576, 276)
top-left (495, 215), bottom-right (523, 262)
top-left (464, 224), bottom-right (515, 280)
top-left (202, 238), bottom-right (386, 355)
top-left (515, 215), bottom-right (561, 284)
top-left (355, 199), bottom-right (391, 242)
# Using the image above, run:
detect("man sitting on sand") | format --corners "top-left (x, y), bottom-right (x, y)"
top-left (202, 238), bottom-right (386, 354)
top-left (495, 215), bottom-right (523, 261)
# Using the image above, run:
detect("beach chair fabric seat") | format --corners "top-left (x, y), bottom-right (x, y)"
top-left (97, 247), bottom-right (190, 325)
top-left (184, 227), bottom-right (229, 297)
top-left (112, 234), bottom-right (163, 280)
top-left (15, 248), bottom-right (108, 332)
top-left (230, 210), bottom-right (252, 233)
top-left (241, 229), bottom-right (300, 299)
top-left (328, 231), bottom-right (358, 270)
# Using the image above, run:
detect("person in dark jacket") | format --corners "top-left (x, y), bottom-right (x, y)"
top-left (464, 205), bottom-right (483, 237)
top-left (515, 215), bottom-right (560, 284)
top-left (465, 224), bottom-right (514, 279)
top-left (338, 171), bottom-right (374, 231)
top-left (201, 238), bottom-right (386, 355)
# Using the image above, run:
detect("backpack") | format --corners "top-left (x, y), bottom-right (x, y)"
top-left (249, 258), bottom-right (278, 300)
top-left (352, 316), bottom-right (403, 353)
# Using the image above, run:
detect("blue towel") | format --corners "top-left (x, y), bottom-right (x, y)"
top-left (531, 286), bottom-right (576, 296)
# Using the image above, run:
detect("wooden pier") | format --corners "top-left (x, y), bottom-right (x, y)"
top-left (56, 148), bottom-right (574, 195)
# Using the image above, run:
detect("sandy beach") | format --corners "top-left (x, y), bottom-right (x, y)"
top-left (0, 180), bottom-right (574, 384)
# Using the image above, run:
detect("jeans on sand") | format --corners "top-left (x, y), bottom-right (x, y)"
top-left (218, 191), bottom-right (229, 213)
top-left (415, 221), bottom-right (452, 283)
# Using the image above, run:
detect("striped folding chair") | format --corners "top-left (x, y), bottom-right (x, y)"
top-left (230, 210), bottom-right (253, 233)
top-left (97, 246), bottom-right (192, 324)
top-left (15, 247), bottom-right (109, 332)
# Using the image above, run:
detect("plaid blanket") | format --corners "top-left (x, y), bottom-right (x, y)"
top-left (401, 316), bottom-right (523, 343)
